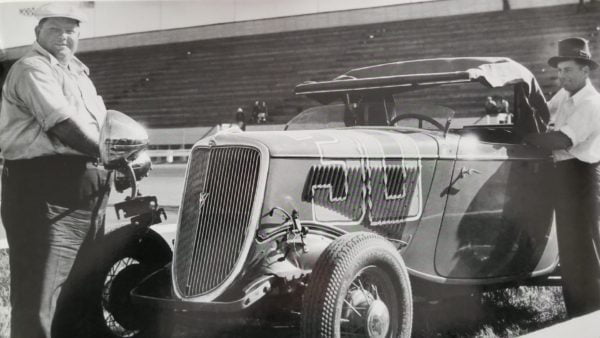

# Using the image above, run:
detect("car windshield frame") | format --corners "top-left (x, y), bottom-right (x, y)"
top-left (290, 57), bottom-right (549, 136)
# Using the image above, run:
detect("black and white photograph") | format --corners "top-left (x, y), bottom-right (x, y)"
top-left (0, 0), bottom-right (599, 337)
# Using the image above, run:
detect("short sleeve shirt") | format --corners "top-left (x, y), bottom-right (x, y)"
top-left (548, 79), bottom-right (600, 163)
top-left (0, 42), bottom-right (106, 160)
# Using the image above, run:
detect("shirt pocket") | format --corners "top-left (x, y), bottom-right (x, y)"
top-left (62, 71), bottom-right (79, 93)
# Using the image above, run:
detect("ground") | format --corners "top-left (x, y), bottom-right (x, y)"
top-left (0, 164), bottom-right (569, 337)
top-left (166, 286), bottom-right (566, 337)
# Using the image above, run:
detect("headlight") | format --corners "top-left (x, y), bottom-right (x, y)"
top-left (114, 151), bottom-right (152, 193)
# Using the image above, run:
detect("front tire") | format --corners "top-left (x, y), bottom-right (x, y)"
top-left (302, 232), bottom-right (412, 338)
top-left (88, 225), bottom-right (173, 338)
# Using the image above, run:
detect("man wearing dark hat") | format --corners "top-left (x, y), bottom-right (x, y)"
top-left (526, 37), bottom-right (600, 317)
top-left (0, 3), bottom-right (110, 337)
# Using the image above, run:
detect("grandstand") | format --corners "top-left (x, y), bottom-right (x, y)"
top-left (1, 1), bottom-right (600, 148)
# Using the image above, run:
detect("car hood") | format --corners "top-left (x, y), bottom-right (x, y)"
top-left (199, 128), bottom-right (444, 159)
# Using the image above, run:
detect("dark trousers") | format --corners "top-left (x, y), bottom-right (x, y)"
top-left (0, 156), bottom-right (111, 338)
top-left (553, 159), bottom-right (600, 318)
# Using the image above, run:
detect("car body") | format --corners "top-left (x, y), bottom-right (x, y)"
top-left (118, 57), bottom-right (558, 337)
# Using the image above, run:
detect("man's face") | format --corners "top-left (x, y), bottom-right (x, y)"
top-left (35, 17), bottom-right (80, 63)
top-left (557, 59), bottom-right (589, 94)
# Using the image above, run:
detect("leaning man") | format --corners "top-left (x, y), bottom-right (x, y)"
top-left (0, 4), bottom-right (110, 337)
top-left (526, 37), bottom-right (600, 318)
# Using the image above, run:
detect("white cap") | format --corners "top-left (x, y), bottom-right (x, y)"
top-left (34, 3), bottom-right (88, 23)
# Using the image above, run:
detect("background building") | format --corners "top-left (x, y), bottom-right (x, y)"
top-left (1, 0), bottom-right (598, 159)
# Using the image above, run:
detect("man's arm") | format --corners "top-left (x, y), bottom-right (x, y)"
top-left (524, 131), bottom-right (572, 151)
top-left (49, 118), bottom-right (100, 157)
top-left (17, 64), bottom-right (101, 157)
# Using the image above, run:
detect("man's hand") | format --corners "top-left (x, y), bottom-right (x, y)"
top-left (523, 131), bottom-right (572, 151)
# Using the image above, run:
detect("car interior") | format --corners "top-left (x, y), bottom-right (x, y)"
top-left (287, 81), bottom-right (549, 146)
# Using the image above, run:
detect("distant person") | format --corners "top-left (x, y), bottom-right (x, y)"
top-left (257, 100), bottom-right (268, 123)
top-left (497, 96), bottom-right (509, 114)
top-left (235, 107), bottom-right (246, 131)
top-left (496, 96), bottom-right (511, 124)
top-left (252, 100), bottom-right (260, 123)
top-left (578, 0), bottom-right (596, 12)
top-left (484, 96), bottom-right (498, 115)
top-left (484, 96), bottom-right (511, 124)
top-left (0, 3), bottom-right (110, 337)
top-left (484, 96), bottom-right (499, 124)
top-left (525, 37), bottom-right (600, 318)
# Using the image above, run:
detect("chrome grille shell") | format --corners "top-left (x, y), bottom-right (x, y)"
top-left (172, 142), bottom-right (268, 301)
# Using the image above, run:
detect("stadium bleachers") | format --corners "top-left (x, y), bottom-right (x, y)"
top-left (3, 3), bottom-right (600, 128)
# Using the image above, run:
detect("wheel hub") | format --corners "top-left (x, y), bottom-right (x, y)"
top-left (366, 299), bottom-right (390, 338)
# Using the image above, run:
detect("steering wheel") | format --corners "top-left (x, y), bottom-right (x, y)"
top-left (389, 113), bottom-right (445, 131)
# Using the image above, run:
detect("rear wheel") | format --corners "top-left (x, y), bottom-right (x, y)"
top-left (302, 232), bottom-right (412, 338)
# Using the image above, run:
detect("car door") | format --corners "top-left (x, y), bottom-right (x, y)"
top-left (434, 136), bottom-right (555, 279)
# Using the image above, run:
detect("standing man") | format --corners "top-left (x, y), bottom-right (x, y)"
top-left (0, 3), bottom-right (111, 337)
top-left (525, 37), bottom-right (600, 317)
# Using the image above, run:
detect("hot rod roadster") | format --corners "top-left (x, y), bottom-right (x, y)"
top-left (94, 57), bottom-right (558, 338)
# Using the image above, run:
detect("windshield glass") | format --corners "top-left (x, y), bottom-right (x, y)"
top-left (285, 104), bottom-right (346, 131)
top-left (390, 82), bottom-right (514, 129)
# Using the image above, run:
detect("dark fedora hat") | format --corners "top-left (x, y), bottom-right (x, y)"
top-left (548, 37), bottom-right (599, 70)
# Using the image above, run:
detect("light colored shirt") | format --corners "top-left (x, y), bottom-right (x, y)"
top-left (548, 79), bottom-right (600, 163)
top-left (0, 42), bottom-right (106, 160)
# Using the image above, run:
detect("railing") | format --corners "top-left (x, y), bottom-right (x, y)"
top-left (147, 149), bottom-right (191, 163)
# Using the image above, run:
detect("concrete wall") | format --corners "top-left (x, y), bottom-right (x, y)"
top-left (2, 0), bottom-right (434, 50)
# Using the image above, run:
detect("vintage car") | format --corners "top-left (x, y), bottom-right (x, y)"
top-left (92, 57), bottom-right (558, 338)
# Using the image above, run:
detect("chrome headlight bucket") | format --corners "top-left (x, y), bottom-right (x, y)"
top-left (100, 109), bottom-right (149, 169)
top-left (100, 109), bottom-right (150, 197)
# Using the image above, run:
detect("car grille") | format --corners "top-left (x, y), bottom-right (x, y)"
top-left (174, 146), bottom-right (261, 298)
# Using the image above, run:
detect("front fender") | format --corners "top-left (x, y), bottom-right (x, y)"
top-left (99, 224), bottom-right (173, 260)
top-left (148, 222), bottom-right (176, 250)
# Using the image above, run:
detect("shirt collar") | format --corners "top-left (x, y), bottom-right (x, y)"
top-left (31, 41), bottom-right (89, 75)
top-left (32, 41), bottom-right (60, 66)
top-left (569, 78), bottom-right (594, 105)
top-left (69, 55), bottom-right (89, 75)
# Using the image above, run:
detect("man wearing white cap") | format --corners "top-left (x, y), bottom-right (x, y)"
top-left (0, 3), bottom-right (110, 337)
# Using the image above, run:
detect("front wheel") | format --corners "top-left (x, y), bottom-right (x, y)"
top-left (302, 232), bottom-right (412, 338)
top-left (88, 226), bottom-right (173, 338)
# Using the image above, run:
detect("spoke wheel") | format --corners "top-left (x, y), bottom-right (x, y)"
top-left (102, 257), bottom-right (143, 337)
top-left (84, 226), bottom-right (173, 338)
top-left (302, 232), bottom-right (412, 338)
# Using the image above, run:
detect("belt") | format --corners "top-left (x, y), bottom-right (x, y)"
top-left (4, 155), bottom-right (100, 171)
